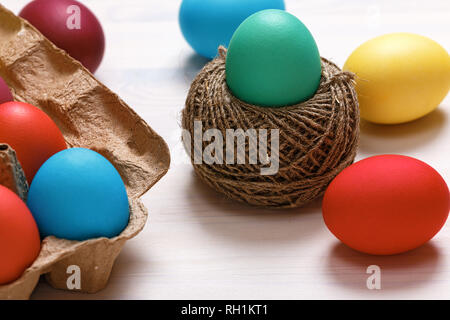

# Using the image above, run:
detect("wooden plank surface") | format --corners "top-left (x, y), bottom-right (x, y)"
top-left (1, 0), bottom-right (449, 299)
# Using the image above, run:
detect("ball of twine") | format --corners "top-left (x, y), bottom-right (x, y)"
top-left (182, 47), bottom-right (360, 208)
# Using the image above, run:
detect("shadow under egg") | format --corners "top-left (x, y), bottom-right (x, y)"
top-left (180, 52), bottom-right (211, 85)
top-left (358, 108), bottom-right (448, 154)
top-left (326, 242), bottom-right (443, 291)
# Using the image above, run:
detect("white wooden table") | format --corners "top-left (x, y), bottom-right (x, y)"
top-left (2, 0), bottom-right (449, 300)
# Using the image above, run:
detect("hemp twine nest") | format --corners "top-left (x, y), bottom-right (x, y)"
top-left (182, 47), bottom-right (360, 208)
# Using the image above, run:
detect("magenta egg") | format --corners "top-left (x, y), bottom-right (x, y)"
top-left (0, 76), bottom-right (13, 104)
top-left (19, 0), bottom-right (105, 73)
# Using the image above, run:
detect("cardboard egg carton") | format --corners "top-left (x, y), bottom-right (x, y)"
top-left (0, 4), bottom-right (170, 299)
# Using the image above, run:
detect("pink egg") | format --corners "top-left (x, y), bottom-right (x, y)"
top-left (19, 0), bottom-right (105, 73)
top-left (0, 76), bottom-right (13, 104)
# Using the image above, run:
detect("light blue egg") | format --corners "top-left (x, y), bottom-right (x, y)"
top-left (179, 0), bottom-right (285, 59)
top-left (27, 148), bottom-right (130, 241)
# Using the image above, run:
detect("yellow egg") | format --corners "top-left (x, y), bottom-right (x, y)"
top-left (344, 33), bottom-right (450, 124)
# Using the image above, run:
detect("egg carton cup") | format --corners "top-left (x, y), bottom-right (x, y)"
top-left (0, 5), bottom-right (170, 299)
top-left (0, 144), bottom-right (28, 201)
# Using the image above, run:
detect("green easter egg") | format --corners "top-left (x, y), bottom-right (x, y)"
top-left (225, 9), bottom-right (322, 108)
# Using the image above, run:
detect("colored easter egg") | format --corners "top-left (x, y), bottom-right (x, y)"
top-left (226, 9), bottom-right (322, 107)
top-left (344, 33), bottom-right (450, 124)
top-left (0, 76), bottom-right (13, 104)
top-left (0, 102), bottom-right (67, 183)
top-left (20, 0), bottom-right (105, 73)
top-left (179, 0), bottom-right (285, 59)
top-left (27, 148), bottom-right (130, 241)
top-left (0, 186), bottom-right (40, 285)
top-left (323, 155), bottom-right (450, 255)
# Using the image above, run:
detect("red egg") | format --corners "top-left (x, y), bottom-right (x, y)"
top-left (323, 155), bottom-right (449, 255)
top-left (0, 186), bottom-right (41, 285)
top-left (19, 0), bottom-right (105, 73)
top-left (0, 102), bottom-right (67, 183)
top-left (0, 76), bottom-right (13, 104)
